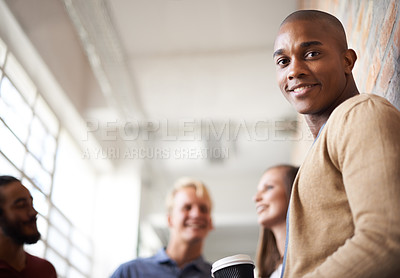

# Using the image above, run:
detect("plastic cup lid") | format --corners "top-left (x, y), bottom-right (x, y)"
top-left (211, 254), bottom-right (254, 275)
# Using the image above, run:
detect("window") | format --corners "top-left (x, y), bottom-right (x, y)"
top-left (0, 37), bottom-right (94, 278)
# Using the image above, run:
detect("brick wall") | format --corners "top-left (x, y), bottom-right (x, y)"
top-left (299, 0), bottom-right (400, 110)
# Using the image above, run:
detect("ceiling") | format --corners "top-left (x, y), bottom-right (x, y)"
top-left (4, 0), bottom-right (299, 266)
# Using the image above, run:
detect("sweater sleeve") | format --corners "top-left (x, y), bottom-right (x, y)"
top-left (304, 97), bottom-right (400, 278)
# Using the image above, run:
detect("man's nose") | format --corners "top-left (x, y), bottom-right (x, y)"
top-left (29, 205), bottom-right (38, 217)
top-left (189, 206), bottom-right (202, 217)
top-left (287, 58), bottom-right (307, 80)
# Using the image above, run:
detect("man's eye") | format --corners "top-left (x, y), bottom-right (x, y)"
top-left (14, 202), bottom-right (29, 209)
top-left (199, 205), bottom-right (209, 214)
top-left (306, 51), bottom-right (320, 58)
top-left (277, 58), bottom-right (289, 66)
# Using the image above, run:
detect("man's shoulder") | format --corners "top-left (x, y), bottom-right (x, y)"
top-left (335, 93), bottom-right (398, 115)
top-left (123, 255), bottom-right (157, 265)
top-left (329, 93), bottom-right (400, 126)
top-left (119, 254), bottom-right (159, 267)
top-left (111, 254), bottom-right (162, 277)
top-left (25, 252), bottom-right (57, 277)
top-left (26, 252), bottom-right (55, 267)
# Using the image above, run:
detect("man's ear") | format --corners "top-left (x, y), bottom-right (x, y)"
top-left (167, 213), bottom-right (173, 228)
top-left (343, 49), bottom-right (357, 74)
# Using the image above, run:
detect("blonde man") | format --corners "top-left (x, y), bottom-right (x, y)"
top-left (111, 177), bottom-right (214, 278)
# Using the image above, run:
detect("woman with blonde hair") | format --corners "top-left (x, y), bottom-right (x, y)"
top-left (253, 165), bottom-right (298, 278)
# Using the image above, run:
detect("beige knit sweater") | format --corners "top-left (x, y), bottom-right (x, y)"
top-left (283, 94), bottom-right (400, 278)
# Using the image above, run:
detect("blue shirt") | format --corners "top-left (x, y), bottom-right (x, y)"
top-left (110, 248), bottom-right (212, 278)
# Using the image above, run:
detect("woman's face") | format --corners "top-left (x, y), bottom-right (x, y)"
top-left (253, 168), bottom-right (289, 228)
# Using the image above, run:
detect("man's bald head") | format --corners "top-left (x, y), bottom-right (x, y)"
top-left (280, 10), bottom-right (348, 51)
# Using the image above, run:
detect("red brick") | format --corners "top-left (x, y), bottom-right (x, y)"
top-left (346, 12), bottom-right (354, 44)
top-left (332, 0), bottom-right (340, 12)
top-left (351, 2), bottom-right (364, 48)
top-left (355, 46), bottom-right (363, 62)
top-left (354, 48), bottom-right (367, 91)
top-left (325, 1), bottom-right (334, 12)
top-left (377, 47), bottom-right (395, 94)
top-left (379, 1), bottom-right (397, 54)
top-left (394, 15), bottom-right (400, 54)
top-left (365, 47), bottom-right (382, 94)
top-left (361, 1), bottom-right (373, 51)
top-left (355, 2), bottom-right (364, 33)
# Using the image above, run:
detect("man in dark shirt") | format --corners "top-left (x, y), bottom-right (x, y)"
top-left (0, 175), bottom-right (57, 278)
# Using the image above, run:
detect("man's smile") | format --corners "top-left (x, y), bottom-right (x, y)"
top-left (288, 83), bottom-right (318, 97)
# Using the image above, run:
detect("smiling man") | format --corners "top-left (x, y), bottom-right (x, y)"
top-left (111, 177), bottom-right (214, 278)
top-left (0, 175), bottom-right (57, 277)
top-left (273, 10), bottom-right (400, 278)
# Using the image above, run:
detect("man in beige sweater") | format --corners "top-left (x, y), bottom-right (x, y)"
top-left (273, 10), bottom-right (400, 278)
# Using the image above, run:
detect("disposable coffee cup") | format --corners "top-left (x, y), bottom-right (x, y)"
top-left (211, 254), bottom-right (255, 278)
